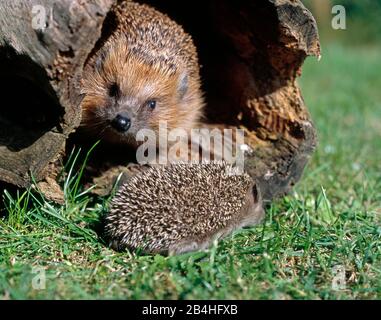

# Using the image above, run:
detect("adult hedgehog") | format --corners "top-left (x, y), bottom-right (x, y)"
top-left (80, 1), bottom-right (204, 147)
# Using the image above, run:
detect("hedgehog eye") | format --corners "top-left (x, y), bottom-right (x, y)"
top-left (109, 83), bottom-right (120, 98)
top-left (146, 100), bottom-right (157, 110)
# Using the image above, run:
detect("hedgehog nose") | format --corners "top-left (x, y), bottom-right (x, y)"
top-left (111, 114), bottom-right (131, 132)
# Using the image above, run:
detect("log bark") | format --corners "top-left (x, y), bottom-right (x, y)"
top-left (0, 0), bottom-right (113, 187)
top-left (0, 0), bottom-right (320, 203)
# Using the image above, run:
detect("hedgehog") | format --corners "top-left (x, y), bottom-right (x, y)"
top-left (105, 161), bottom-right (264, 255)
top-left (80, 1), bottom-right (204, 148)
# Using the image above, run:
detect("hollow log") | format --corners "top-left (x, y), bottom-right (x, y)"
top-left (0, 0), bottom-right (114, 187)
top-left (0, 0), bottom-right (320, 203)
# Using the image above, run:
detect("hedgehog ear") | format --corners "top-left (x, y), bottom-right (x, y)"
top-left (178, 72), bottom-right (188, 100)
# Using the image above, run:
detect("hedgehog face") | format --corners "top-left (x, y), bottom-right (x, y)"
top-left (81, 46), bottom-right (199, 147)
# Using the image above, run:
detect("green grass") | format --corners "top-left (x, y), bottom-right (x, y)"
top-left (1, 43), bottom-right (380, 299)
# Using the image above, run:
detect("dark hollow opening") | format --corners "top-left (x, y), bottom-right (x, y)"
top-left (136, 0), bottom-right (283, 128)
top-left (0, 46), bottom-right (63, 152)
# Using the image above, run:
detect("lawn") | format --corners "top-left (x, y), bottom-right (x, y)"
top-left (0, 43), bottom-right (380, 299)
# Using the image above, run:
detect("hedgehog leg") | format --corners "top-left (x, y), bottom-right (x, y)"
top-left (168, 240), bottom-right (201, 255)
top-left (168, 226), bottom-right (236, 256)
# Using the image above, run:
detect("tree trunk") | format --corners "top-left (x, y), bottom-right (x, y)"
top-left (0, 0), bottom-right (320, 203)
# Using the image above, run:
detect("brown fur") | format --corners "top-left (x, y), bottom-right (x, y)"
top-left (80, 1), bottom-right (204, 147)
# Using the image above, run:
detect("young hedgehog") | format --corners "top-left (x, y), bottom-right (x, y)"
top-left (80, 1), bottom-right (204, 147)
top-left (105, 162), bottom-right (264, 255)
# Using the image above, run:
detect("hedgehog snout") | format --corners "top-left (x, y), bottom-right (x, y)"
top-left (111, 113), bottom-right (131, 133)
